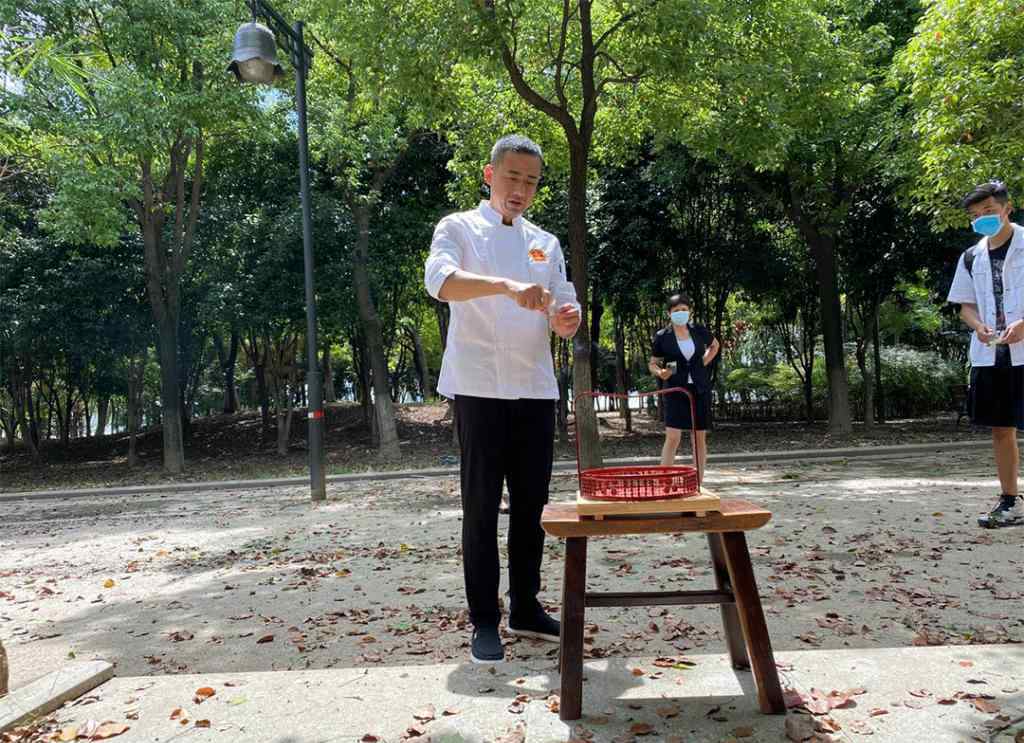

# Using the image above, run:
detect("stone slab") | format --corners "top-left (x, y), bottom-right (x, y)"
top-left (0, 660), bottom-right (114, 732)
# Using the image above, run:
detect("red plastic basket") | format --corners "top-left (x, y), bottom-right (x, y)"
top-left (573, 388), bottom-right (702, 502)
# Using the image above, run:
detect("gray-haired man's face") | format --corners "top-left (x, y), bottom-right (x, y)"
top-left (483, 152), bottom-right (542, 225)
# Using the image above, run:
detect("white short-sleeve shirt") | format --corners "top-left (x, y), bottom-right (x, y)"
top-left (947, 223), bottom-right (1024, 367)
top-left (424, 201), bottom-right (579, 399)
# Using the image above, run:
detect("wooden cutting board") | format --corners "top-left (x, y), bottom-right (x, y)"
top-left (576, 488), bottom-right (721, 519)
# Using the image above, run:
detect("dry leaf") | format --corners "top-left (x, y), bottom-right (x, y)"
top-left (971, 698), bottom-right (1000, 714)
top-left (195, 720), bottom-right (211, 728)
top-left (361, 736), bottom-right (379, 743)
top-left (629, 722), bottom-right (655, 736)
top-left (413, 705), bottom-right (435, 722)
top-left (194, 686), bottom-right (216, 703)
top-left (102, 579), bottom-right (115, 589)
top-left (734, 726), bottom-right (754, 738)
top-left (90, 722), bottom-right (131, 740)
top-left (169, 708), bottom-right (183, 720)
top-left (256, 634), bottom-right (274, 644)
top-left (442, 707), bottom-right (460, 716)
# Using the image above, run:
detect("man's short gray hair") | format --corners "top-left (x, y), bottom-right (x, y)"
top-left (490, 134), bottom-right (544, 166)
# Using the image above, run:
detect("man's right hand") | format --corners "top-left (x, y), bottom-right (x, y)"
top-left (976, 324), bottom-right (997, 344)
top-left (504, 280), bottom-right (551, 312)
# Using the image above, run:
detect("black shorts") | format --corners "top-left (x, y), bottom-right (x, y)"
top-left (663, 385), bottom-right (711, 431)
top-left (969, 365), bottom-right (1024, 428)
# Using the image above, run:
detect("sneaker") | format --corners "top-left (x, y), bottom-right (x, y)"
top-left (978, 494), bottom-right (1024, 529)
top-left (508, 608), bottom-right (561, 643)
top-left (470, 625), bottom-right (504, 664)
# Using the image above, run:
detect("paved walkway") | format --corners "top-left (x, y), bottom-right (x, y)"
top-left (13, 645), bottom-right (1024, 741)
top-left (0, 440), bottom-right (990, 502)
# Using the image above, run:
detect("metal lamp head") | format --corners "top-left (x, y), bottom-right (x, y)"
top-left (228, 21), bottom-right (283, 84)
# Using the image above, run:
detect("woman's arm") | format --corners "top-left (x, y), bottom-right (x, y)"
top-left (703, 336), bottom-right (720, 366)
top-left (649, 355), bottom-right (671, 380)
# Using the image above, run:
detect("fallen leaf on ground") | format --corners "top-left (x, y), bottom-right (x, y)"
top-left (971, 698), bottom-right (1000, 714)
top-left (629, 723), bottom-right (654, 736)
top-left (102, 579), bottom-right (115, 589)
top-left (169, 708), bottom-right (183, 720)
top-left (256, 634), bottom-right (274, 644)
top-left (733, 726), bottom-right (754, 738)
top-left (195, 720), bottom-right (211, 728)
top-left (412, 705), bottom-right (435, 723)
top-left (194, 687), bottom-right (215, 702)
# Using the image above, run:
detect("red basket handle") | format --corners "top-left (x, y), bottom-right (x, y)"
top-left (570, 388), bottom-right (701, 486)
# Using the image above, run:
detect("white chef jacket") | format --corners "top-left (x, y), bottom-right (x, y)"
top-left (947, 223), bottom-right (1024, 367)
top-left (424, 201), bottom-right (579, 400)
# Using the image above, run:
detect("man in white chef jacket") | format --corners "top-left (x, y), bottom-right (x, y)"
top-left (424, 134), bottom-right (581, 663)
top-left (947, 180), bottom-right (1024, 528)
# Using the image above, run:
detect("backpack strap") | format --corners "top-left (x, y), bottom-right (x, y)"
top-left (964, 246), bottom-right (979, 277)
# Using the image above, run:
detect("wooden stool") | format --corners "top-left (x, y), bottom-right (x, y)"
top-left (541, 499), bottom-right (786, 721)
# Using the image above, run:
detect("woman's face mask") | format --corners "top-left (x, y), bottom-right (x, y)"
top-left (670, 310), bottom-right (690, 326)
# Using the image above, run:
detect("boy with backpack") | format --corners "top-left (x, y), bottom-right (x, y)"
top-left (947, 180), bottom-right (1024, 528)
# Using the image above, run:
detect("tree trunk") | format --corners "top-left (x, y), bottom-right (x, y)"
top-left (857, 339), bottom-right (874, 428)
top-left (408, 325), bottom-right (433, 401)
top-left (566, 140), bottom-right (601, 468)
top-left (215, 328), bottom-right (240, 414)
top-left (557, 338), bottom-right (570, 444)
top-left (127, 349), bottom-right (147, 468)
top-left (589, 283), bottom-right (603, 392)
top-left (154, 314), bottom-right (185, 473)
top-left (785, 174), bottom-right (851, 434)
top-left (95, 396), bottom-right (110, 438)
top-left (11, 373), bottom-right (39, 462)
top-left (434, 300), bottom-right (450, 352)
top-left (351, 196), bottom-right (400, 458)
top-left (873, 305), bottom-right (885, 424)
top-left (323, 344), bottom-right (336, 403)
top-left (614, 314), bottom-right (632, 433)
top-left (796, 225), bottom-right (851, 434)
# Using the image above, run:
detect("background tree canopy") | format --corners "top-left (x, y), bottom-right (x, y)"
top-left (0, 0), bottom-right (999, 475)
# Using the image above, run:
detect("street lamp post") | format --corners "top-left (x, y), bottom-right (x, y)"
top-left (229, 0), bottom-right (326, 501)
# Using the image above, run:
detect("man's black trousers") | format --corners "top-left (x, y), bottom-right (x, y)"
top-left (454, 395), bottom-right (555, 628)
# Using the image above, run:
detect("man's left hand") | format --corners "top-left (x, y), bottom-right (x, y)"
top-left (1001, 320), bottom-right (1024, 344)
top-left (551, 303), bottom-right (581, 338)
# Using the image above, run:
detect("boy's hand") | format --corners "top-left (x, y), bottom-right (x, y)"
top-left (1000, 320), bottom-right (1024, 344)
top-left (976, 324), bottom-right (997, 344)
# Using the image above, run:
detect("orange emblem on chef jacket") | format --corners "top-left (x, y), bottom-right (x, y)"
top-left (528, 247), bottom-right (547, 262)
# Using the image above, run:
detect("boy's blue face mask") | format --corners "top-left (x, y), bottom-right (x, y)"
top-left (670, 310), bottom-right (689, 326)
top-left (972, 214), bottom-right (1004, 237)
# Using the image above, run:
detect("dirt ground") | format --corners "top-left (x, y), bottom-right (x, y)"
top-left (0, 402), bottom-right (985, 493)
top-left (2, 450), bottom-right (1021, 698)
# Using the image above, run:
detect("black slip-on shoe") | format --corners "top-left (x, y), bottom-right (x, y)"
top-left (508, 609), bottom-right (560, 643)
top-left (470, 625), bottom-right (505, 663)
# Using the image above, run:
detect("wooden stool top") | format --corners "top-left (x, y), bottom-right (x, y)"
top-left (541, 498), bottom-right (771, 538)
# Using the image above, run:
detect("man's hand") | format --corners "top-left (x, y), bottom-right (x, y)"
top-left (975, 323), bottom-right (998, 344)
top-left (505, 280), bottom-right (551, 312)
top-left (550, 303), bottom-right (581, 338)
top-left (1000, 320), bottom-right (1024, 344)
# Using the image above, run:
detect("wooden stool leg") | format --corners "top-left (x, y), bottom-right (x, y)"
top-left (707, 533), bottom-right (749, 670)
top-left (559, 536), bottom-right (587, 721)
top-left (722, 531), bottom-right (786, 715)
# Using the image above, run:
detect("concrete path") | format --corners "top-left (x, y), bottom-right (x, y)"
top-left (0, 440), bottom-right (990, 502)
top-left (28, 645), bottom-right (1024, 742)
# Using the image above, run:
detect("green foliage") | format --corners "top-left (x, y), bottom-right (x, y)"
top-left (896, 0), bottom-right (1024, 228)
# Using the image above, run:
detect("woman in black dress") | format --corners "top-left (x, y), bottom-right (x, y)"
top-left (648, 293), bottom-right (720, 479)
